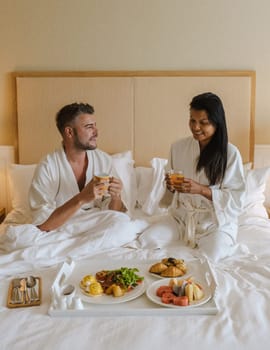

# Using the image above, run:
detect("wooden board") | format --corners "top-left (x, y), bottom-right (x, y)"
top-left (7, 277), bottom-right (42, 308)
top-left (14, 71), bottom-right (255, 166)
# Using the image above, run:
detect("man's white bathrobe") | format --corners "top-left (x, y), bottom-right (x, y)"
top-left (166, 136), bottom-right (246, 261)
top-left (29, 146), bottom-right (125, 226)
top-left (0, 147), bottom-right (147, 273)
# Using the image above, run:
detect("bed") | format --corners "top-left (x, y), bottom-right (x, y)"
top-left (1, 70), bottom-right (270, 350)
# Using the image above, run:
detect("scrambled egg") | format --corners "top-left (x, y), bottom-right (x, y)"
top-left (80, 275), bottom-right (96, 287)
top-left (88, 282), bottom-right (103, 296)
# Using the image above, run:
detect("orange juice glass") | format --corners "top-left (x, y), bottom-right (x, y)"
top-left (94, 173), bottom-right (110, 195)
top-left (170, 170), bottom-right (184, 186)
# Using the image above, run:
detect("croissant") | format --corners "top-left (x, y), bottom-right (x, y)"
top-left (149, 262), bottom-right (168, 274)
top-left (160, 266), bottom-right (184, 277)
top-left (175, 262), bottom-right (187, 274)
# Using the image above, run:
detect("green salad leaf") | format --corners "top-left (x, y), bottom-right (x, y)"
top-left (110, 267), bottom-right (144, 288)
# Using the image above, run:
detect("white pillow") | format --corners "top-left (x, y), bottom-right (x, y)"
top-left (5, 164), bottom-right (37, 223)
top-left (243, 162), bottom-right (252, 171)
top-left (111, 150), bottom-right (137, 213)
top-left (111, 150), bottom-right (133, 160)
top-left (135, 166), bottom-right (153, 207)
top-left (136, 158), bottom-right (168, 215)
top-left (241, 166), bottom-right (270, 219)
top-left (264, 173), bottom-right (270, 210)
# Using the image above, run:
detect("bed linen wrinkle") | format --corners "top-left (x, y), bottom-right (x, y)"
top-left (0, 210), bottom-right (150, 277)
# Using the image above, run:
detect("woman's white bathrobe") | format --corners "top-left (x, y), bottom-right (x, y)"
top-left (166, 136), bottom-right (246, 261)
top-left (29, 146), bottom-right (124, 226)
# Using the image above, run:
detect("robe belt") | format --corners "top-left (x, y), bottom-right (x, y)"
top-left (182, 206), bottom-right (210, 248)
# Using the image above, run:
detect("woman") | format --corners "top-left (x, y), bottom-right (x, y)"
top-left (165, 92), bottom-right (245, 262)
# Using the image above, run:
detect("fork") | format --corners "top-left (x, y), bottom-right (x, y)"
top-left (19, 278), bottom-right (30, 304)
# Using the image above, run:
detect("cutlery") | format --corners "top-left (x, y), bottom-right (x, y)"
top-left (11, 279), bottom-right (22, 304)
top-left (62, 284), bottom-right (75, 296)
top-left (26, 276), bottom-right (39, 302)
top-left (19, 278), bottom-right (30, 304)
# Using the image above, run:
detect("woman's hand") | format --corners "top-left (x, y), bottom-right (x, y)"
top-left (177, 178), bottom-right (200, 194)
top-left (165, 172), bottom-right (175, 193)
top-left (166, 175), bottom-right (212, 199)
top-left (165, 173), bottom-right (192, 193)
top-left (177, 178), bottom-right (212, 200)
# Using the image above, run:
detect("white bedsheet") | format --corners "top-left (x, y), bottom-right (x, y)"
top-left (1, 214), bottom-right (270, 350)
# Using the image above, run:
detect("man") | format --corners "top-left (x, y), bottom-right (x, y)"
top-left (29, 102), bottom-right (126, 232)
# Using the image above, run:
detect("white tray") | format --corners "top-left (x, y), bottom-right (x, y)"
top-left (48, 257), bottom-right (219, 317)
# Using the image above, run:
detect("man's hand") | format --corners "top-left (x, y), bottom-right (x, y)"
top-left (80, 179), bottom-right (97, 202)
top-left (108, 176), bottom-right (123, 199)
top-left (108, 177), bottom-right (126, 212)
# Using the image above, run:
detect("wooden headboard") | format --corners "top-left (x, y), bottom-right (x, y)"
top-left (14, 70), bottom-right (255, 166)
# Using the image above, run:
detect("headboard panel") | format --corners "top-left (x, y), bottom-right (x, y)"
top-left (15, 71), bottom-right (255, 166)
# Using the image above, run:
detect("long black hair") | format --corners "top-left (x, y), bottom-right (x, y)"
top-left (190, 92), bottom-right (228, 185)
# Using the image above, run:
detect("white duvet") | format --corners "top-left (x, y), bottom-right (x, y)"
top-left (1, 211), bottom-right (270, 350)
top-left (0, 210), bottom-right (149, 276)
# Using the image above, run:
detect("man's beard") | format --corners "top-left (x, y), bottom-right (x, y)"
top-left (73, 129), bottom-right (97, 151)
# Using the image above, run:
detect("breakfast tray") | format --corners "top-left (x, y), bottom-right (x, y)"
top-left (48, 256), bottom-right (218, 317)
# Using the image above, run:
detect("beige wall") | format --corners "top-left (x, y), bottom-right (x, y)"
top-left (0, 0), bottom-right (270, 146)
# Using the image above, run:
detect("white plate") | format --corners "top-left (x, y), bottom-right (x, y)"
top-left (146, 278), bottom-right (212, 308)
top-left (78, 281), bottom-right (146, 304)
